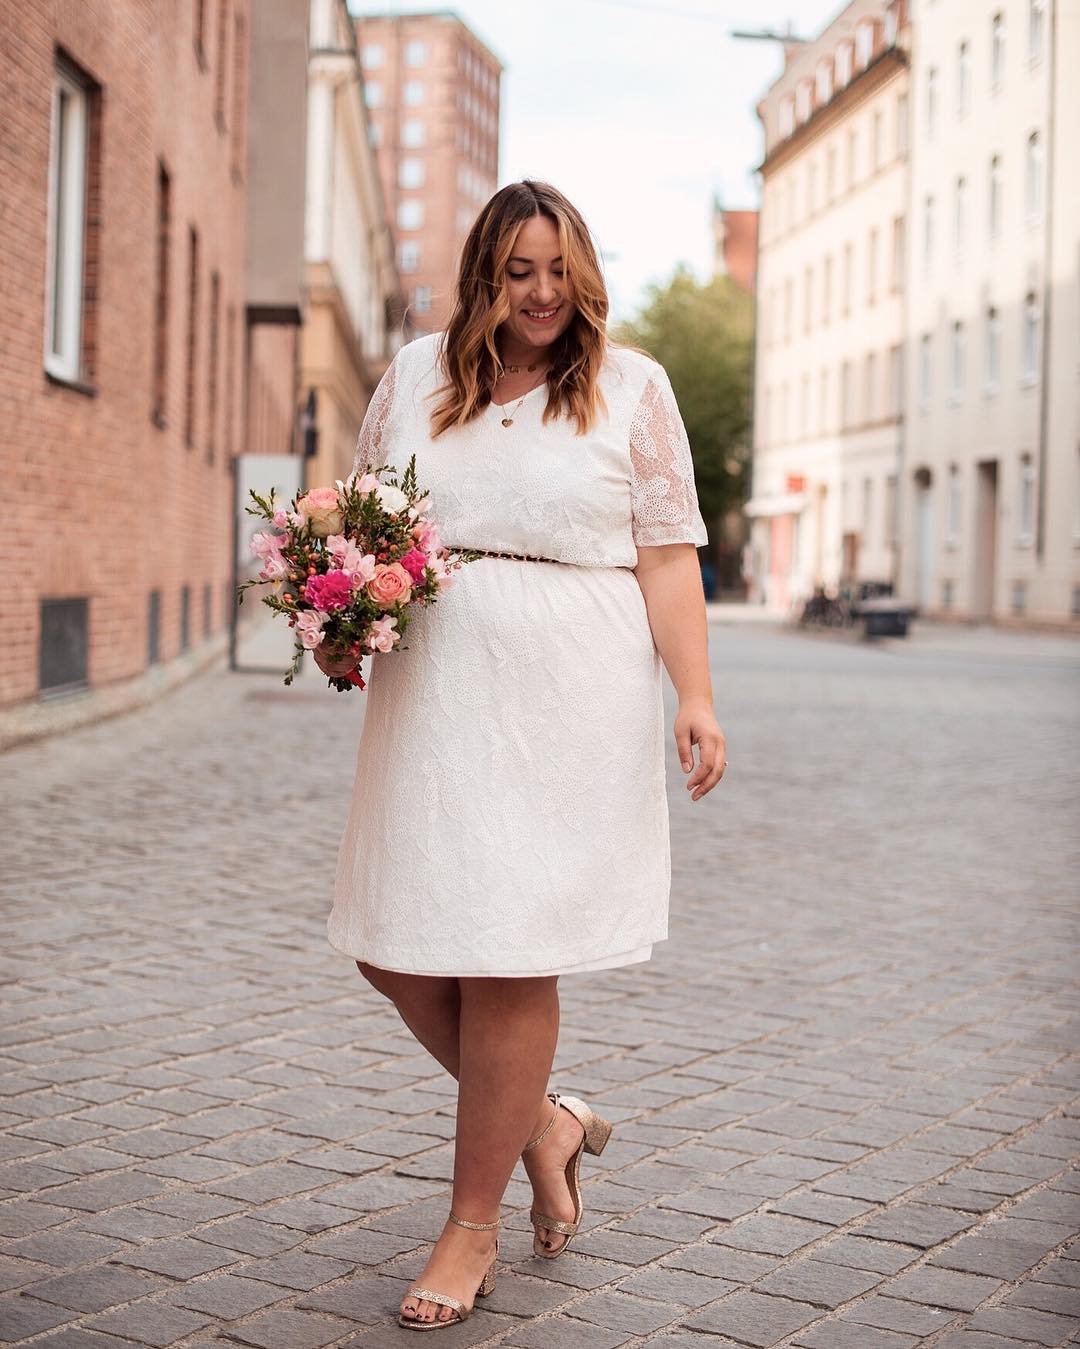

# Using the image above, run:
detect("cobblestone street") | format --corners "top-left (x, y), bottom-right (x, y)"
top-left (1, 618), bottom-right (1078, 1348)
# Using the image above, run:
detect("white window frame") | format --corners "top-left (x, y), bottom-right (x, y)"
top-left (836, 42), bottom-right (852, 88)
top-left (1029, 0), bottom-right (1045, 64)
top-left (950, 320), bottom-right (966, 402)
top-left (989, 154), bottom-right (1003, 238)
top-left (991, 12), bottom-right (1005, 90)
top-left (402, 118), bottom-right (425, 148)
top-left (362, 42), bottom-right (384, 69)
top-left (927, 66), bottom-right (938, 138)
top-left (856, 21), bottom-right (874, 71)
top-left (405, 40), bottom-right (427, 68)
top-left (413, 284), bottom-right (432, 313)
top-left (397, 199), bottom-right (424, 231)
top-left (946, 465), bottom-right (961, 547)
top-left (1026, 131), bottom-right (1043, 221)
top-left (778, 96), bottom-right (794, 139)
top-left (1022, 292), bottom-right (1040, 383)
top-left (954, 176), bottom-right (966, 255)
top-left (45, 65), bottom-right (89, 382)
top-left (919, 333), bottom-right (933, 410)
top-left (816, 60), bottom-right (833, 105)
top-left (403, 80), bottom-right (424, 106)
top-left (364, 79), bottom-right (382, 108)
top-left (399, 157), bottom-right (425, 190)
top-left (1017, 454), bottom-right (1036, 543)
top-left (398, 240), bottom-right (420, 273)
top-left (985, 306), bottom-right (1001, 393)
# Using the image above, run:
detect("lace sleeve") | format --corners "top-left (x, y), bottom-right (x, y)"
top-left (352, 345), bottom-right (403, 475)
top-left (629, 364), bottom-right (709, 548)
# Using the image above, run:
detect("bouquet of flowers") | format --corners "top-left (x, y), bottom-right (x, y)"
top-left (237, 455), bottom-right (479, 692)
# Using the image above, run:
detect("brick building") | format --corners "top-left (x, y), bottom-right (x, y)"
top-left (355, 9), bottom-right (503, 335)
top-left (0, 1), bottom-right (303, 738)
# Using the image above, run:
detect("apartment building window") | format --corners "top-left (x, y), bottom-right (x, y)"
top-left (822, 255), bottom-right (833, 325)
top-left (1023, 292), bottom-right (1040, 381)
top-left (148, 589), bottom-right (161, 665)
top-left (816, 61), bottom-right (833, 105)
top-left (413, 285), bottom-right (432, 313)
top-left (846, 129), bottom-right (857, 190)
top-left (795, 81), bottom-right (811, 125)
top-left (891, 215), bottom-right (905, 291)
top-left (1018, 454), bottom-right (1035, 541)
top-left (841, 362), bottom-right (853, 429)
top-left (398, 241), bottom-right (420, 273)
top-left (778, 97), bottom-right (794, 138)
top-left (885, 473), bottom-right (898, 546)
top-left (194, 0), bottom-right (207, 64)
top-left (862, 476), bottom-right (873, 539)
top-left (872, 111), bottom-right (883, 171)
top-left (918, 333), bottom-right (933, 409)
top-left (923, 195), bottom-right (934, 274)
top-left (362, 41), bottom-right (383, 68)
top-left (867, 228), bottom-right (878, 304)
top-left (950, 320), bottom-right (966, 401)
top-left (985, 306), bottom-right (1001, 391)
top-left (807, 161), bottom-right (817, 215)
top-left (184, 226), bottom-right (198, 447)
top-left (214, 0), bottom-right (230, 131)
top-left (180, 584), bottom-right (191, 653)
top-left (1025, 131), bottom-right (1043, 220)
top-left (836, 42), bottom-right (852, 88)
top-left (800, 374), bottom-right (810, 435)
top-left (926, 67), bottom-right (938, 138)
top-left (1029, 0), bottom-right (1045, 64)
top-left (946, 464), bottom-right (961, 545)
top-left (896, 92), bottom-right (909, 157)
top-left (399, 158), bottom-right (425, 189)
top-left (364, 80), bottom-right (382, 108)
top-left (402, 118), bottom-right (425, 148)
top-left (864, 352), bottom-right (877, 422)
top-left (783, 278), bottom-right (793, 343)
top-left (885, 3), bottom-right (899, 46)
top-left (820, 368), bottom-right (829, 433)
top-left (368, 121), bottom-right (381, 149)
top-left (888, 344), bottom-right (904, 418)
top-left (206, 271), bottom-right (219, 462)
top-left (152, 163), bottom-right (170, 426)
top-left (46, 59), bottom-right (93, 383)
top-left (991, 12), bottom-right (1005, 89)
top-left (842, 243), bottom-right (853, 316)
top-left (954, 176), bottom-right (967, 253)
top-left (403, 80), bottom-right (424, 106)
top-left (803, 266), bottom-right (813, 333)
top-left (405, 40), bottom-right (427, 67)
top-left (855, 21), bottom-right (874, 70)
top-left (989, 154), bottom-right (1003, 237)
top-left (826, 145), bottom-right (836, 201)
top-left (398, 200), bottom-right (424, 230)
top-left (956, 41), bottom-right (970, 118)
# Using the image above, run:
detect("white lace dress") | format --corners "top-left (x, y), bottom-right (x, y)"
top-left (327, 331), bottom-right (708, 976)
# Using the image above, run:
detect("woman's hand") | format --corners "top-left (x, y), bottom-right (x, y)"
top-left (313, 641), bottom-right (361, 677)
top-left (674, 696), bottom-right (727, 801)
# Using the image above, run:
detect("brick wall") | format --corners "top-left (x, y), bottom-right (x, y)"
top-left (0, 0), bottom-right (253, 708)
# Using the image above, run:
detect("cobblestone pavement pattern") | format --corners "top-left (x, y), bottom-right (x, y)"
top-left (1, 621), bottom-right (1079, 1348)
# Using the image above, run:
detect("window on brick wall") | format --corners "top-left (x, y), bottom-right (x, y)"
top-left (194, 0), bottom-right (208, 67)
top-left (148, 589), bottom-right (162, 666)
top-left (46, 57), bottom-right (97, 385)
top-left (207, 270), bottom-right (220, 463)
top-left (203, 581), bottom-right (212, 638)
top-left (152, 162), bottom-right (170, 427)
top-left (184, 226), bottom-right (199, 447)
top-left (39, 597), bottom-right (89, 695)
top-left (180, 584), bottom-right (191, 652)
top-left (215, 0), bottom-right (230, 131)
top-left (230, 7), bottom-right (246, 181)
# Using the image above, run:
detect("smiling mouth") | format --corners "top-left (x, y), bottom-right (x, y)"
top-left (524, 306), bottom-right (561, 322)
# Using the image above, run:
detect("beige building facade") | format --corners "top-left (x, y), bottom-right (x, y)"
top-left (355, 9), bottom-right (503, 335)
top-left (901, 0), bottom-right (1079, 622)
top-left (301, 0), bottom-right (402, 487)
top-left (748, 0), bottom-right (909, 612)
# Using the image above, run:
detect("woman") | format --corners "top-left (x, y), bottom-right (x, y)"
top-left (317, 180), bottom-right (726, 1329)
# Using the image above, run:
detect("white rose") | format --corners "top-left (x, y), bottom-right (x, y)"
top-left (375, 483), bottom-right (409, 514)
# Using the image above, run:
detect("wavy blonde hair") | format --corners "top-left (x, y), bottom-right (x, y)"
top-left (427, 180), bottom-right (610, 438)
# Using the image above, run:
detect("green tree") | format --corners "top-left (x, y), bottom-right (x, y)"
top-left (612, 264), bottom-right (753, 535)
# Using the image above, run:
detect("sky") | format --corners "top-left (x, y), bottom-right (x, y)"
top-left (347, 0), bottom-right (842, 322)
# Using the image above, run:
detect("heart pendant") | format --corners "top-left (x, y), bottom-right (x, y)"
top-left (501, 417), bottom-right (513, 427)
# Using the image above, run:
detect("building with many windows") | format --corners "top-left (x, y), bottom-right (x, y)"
top-left (747, 0), bottom-right (1079, 625)
top-left (0, 0), bottom-right (258, 730)
top-left (355, 9), bottom-right (503, 334)
top-left (748, 0), bottom-right (910, 611)
top-left (901, 0), bottom-right (1078, 621)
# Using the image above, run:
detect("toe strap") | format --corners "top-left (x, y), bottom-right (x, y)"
top-left (530, 1208), bottom-right (578, 1236)
top-left (403, 1287), bottom-right (467, 1321)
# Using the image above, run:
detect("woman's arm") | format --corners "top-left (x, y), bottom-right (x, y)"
top-left (633, 543), bottom-right (726, 801)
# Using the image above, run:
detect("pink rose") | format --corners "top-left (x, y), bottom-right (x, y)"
top-left (296, 610), bottom-right (328, 649)
top-left (250, 529), bottom-right (287, 561)
top-left (365, 615), bottom-right (400, 652)
top-left (259, 554), bottom-right (289, 582)
top-left (302, 570), bottom-right (353, 611)
top-left (412, 519), bottom-right (441, 553)
top-left (327, 534), bottom-right (377, 585)
top-left (399, 547), bottom-right (429, 585)
top-left (365, 562), bottom-right (413, 609)
top-left (298, 486), bottom-right (344, 537)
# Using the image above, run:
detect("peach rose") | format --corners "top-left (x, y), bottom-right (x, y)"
top-left (298, 486), bottom-right (344, 538)
top-left (365, 562), bottom-right (413, 609)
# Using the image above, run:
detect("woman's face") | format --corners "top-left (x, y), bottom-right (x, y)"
top-left (499, 214), bottom-right (575, 356)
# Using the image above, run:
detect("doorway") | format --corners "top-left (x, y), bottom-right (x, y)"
top-left (973, 459), bottom-right (998, 619)
top-left (913, 467), bottom-right (933, 611)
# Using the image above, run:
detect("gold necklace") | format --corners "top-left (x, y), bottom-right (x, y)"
top-left (494, 391), bottom-right (529, 428)
top-left (502, 360), bottom-right (539, 373)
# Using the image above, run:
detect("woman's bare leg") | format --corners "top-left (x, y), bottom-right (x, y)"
top-left (391, 975), bottom-right (560, 1323)
top-left (356, 961), bottom-right (585, 1268)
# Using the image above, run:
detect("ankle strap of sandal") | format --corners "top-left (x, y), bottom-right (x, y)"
top-left (448, 1211), bottom-right (501, 1230)
top-left (521, 1092), bottom-right (560, 1153)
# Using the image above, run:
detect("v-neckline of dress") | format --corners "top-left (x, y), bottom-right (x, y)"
top-left (490, 378), bottom-right (549, 418)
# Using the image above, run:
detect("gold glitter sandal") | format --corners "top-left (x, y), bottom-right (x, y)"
top-left (521, 1092), bottom-right (613, 1258)
top-left (397, 1212), bottom-right (499, 1330)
